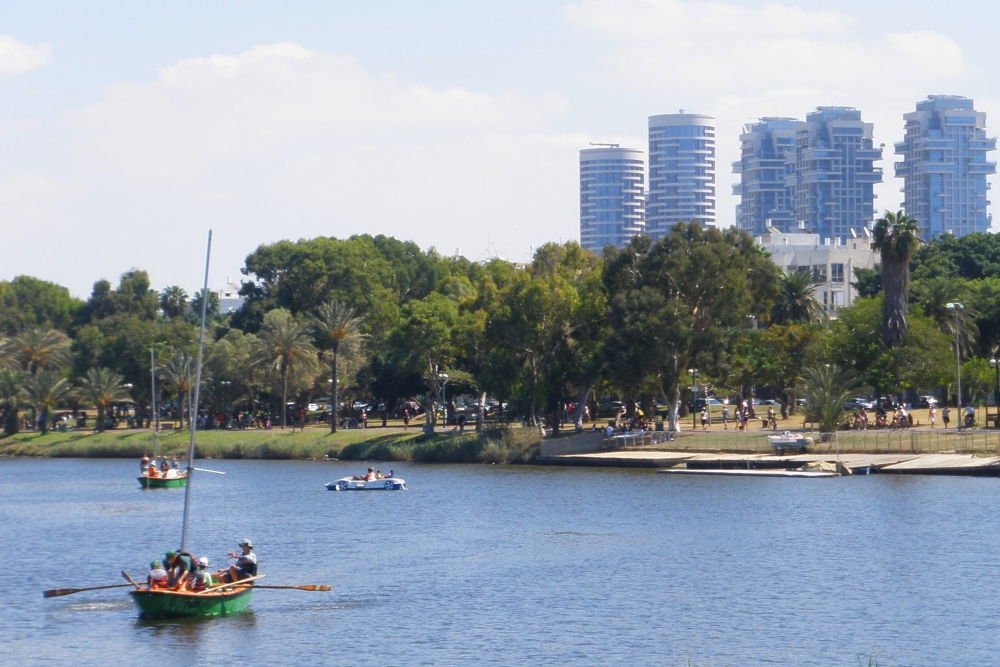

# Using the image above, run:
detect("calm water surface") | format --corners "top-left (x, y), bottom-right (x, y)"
top-left (3, 458), bottom-right (999, 665)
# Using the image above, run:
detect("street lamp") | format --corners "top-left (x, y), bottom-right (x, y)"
top-left (688, 368), bottom-right (698, 431)
top-left (221, 381), bottom-right (231, 428)
top-left (947, 302), bottom-right (964, 428)
top-left (990, 358), bottom-right (1000, 429)
top-left (438, 373), bottom-right (449, 425)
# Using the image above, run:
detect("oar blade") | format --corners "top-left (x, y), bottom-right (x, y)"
top-left (316, 585), bottom-right (331, 591)
top-left (43, 588), bottom-right (75, 598)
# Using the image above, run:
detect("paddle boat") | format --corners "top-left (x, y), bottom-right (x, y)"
top-left (768, 431), bottom-right (814, 456)
top-left (326, 476), bottom-right (406, 491)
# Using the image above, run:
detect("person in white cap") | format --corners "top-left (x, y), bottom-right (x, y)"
top-left (189, 556), bottom-right (212, 591)
top-left (221, 539), bottom-right (257, 583)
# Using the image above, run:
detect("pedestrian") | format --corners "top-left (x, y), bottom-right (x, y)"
top-left (700, 408), bottom-right (708, 430)
top-left (721, 406), bottom-right (729, 430)
top-left (402, 407), bottom-right (410, 431)
top-left (942, 404), bottom-right (950, 428)
top-left (929, 405), bottom-right (936, 428)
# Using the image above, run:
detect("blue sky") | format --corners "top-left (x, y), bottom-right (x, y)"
top-left (1, 0), bottom-right (997, 296)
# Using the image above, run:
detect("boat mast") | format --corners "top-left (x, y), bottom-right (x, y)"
top-left (180, 230), bottom-right (213, 553)
top-left (151, 348), bottom-right (158, 462)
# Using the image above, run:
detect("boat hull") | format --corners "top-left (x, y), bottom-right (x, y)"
top-left (138, 474), bottom-right (187, 488)
top-left (129, 586), bottom-right (252, 618)
top-left (326, 476), bottom-right (406, 491)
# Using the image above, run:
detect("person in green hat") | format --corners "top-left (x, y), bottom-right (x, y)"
top-left (164, 550), bottom-right (196, 588)
top-left (147, 560), bottom-right (168, 588)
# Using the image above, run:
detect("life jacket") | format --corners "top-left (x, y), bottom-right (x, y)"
top-left (148, 465), bottom-right (157, 477)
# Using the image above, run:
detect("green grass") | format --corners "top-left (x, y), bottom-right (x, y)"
top-left (0, 424), bottom-right (542, 464)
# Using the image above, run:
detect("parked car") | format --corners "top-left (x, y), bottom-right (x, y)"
top-left (307, 403), bottom-right (320, 412)
top-left (916, 395), bottom-right (939, 408)
top-left (844, 397), bottom-right (875, 410)
top-left (755, 399), bottom-right (781, 407)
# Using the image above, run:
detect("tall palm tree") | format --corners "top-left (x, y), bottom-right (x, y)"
top-left (771, 270), bottom-right (824, 324)
top-left (0, 369), bottom-right (26, 435)
top-left (20, 370), bottom-right (72, 433)
top-left (7, 327), bottom-right (72, 375)
top-left (252, 311), bottom-right (315, 429)
top-left (801, 364), bottom-right (860, 435)
top-left (311, 301), bottom-right (364, 433)
top-left (873, 211), bottom-right (922, 347)
top-left (916, 277), bottom-right (978, 359)
top-left (159, 286), bottom-right (189, 319)
top-left (158, 350), bottom-right (210, 430)
top-left (76, 367), bottom-right (133, 432)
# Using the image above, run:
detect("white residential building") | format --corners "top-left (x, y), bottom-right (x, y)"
top-left (756, 228), bottom-right (876, 312)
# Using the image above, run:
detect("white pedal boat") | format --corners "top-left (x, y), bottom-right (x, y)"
top-left (767, 432), bottom-right (813, 455)
top-left (326, 477), bottom-right (406, 491)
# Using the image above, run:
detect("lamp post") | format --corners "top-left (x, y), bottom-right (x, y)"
top-left (688, 368), bottom-right (698, 431)
top-left (991, 358), bottom-right (1000, 429)
top-left (221, 380), bottom-right (231, 429)
top-left (947, 303), bottom-right (964, 428)
top-left (123, 384), bottom-right (133, 428)
top-left (438, 373), bottom-right (449, 426)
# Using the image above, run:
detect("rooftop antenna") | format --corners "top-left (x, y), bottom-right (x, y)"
top-left (589, 142), bottom-right (619, 148)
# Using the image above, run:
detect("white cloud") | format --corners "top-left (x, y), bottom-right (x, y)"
top-left (0, 35), bottom-right (51, 77)
top-left (23, 43), bottom-right (584, 290)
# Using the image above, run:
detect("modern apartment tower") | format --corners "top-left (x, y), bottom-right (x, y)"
top-left (894, 95), bottom-right (996, 238)
top-left (732, 117), bottom-right (799, 236)
top-left (647, 113), bottom-right (715, 239)
top-left (578, 145), bottom-right (646, 252)
top-left (785, 107), bottom-right (883, 242)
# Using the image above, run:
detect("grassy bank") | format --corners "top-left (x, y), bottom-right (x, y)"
top-left (0, 425), bottom-right (542, 464)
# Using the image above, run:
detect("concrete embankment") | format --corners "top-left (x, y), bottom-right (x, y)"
top-left (537, 432), bottom-right (1000, 476)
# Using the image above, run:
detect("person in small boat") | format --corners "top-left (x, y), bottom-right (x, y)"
top-left (160, 460), bottom-right (170, 476)
top-left (141, 454), bottom-right (149, 475)
top-left (147, 560), bottom-right (168, 588)
top-left (189, 557), bottom-right (212, 591)
top-left (221, 539), bottom-right (257, 583)
top-left (171, 457), bottom-right (179, 469)
top-left (375, 470), bottom-right (384, 479)
top-left (385, 470), bottom-right (394, 479)
top-left (165, 550), bottom-right (197, 588)
top-left (147, 462), bottom-right (158, 478)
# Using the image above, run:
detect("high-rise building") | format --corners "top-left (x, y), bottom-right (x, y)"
top-left (894, 95), bottom-right (996, 238)
top-left (578, 145), bottom-right (646, 252)
top-left (647, 113), bottom-right (715, 239)
top-left (732, 117), bottom-right (799, 236)
top-left (785, 107), bottom-right (882, 242)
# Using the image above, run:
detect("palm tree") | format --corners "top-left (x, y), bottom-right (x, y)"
top-left (0, 369), bottom-right (26, 435)
top-left (159, 286), bottom-right (189, 319)
top-left (771, 270), bottom-right (824, 324)
top-left (20, 370), bottom-right (72, 433)
top-left (252, 311), bottom-right (315, 429)
top-left (158, 350), bottom-right (210, 430)
top-left (76, 367), bottom-right (133, 432)
top-left (873, 211), bottom-right (922, 347)
top-left (7, 327), bottom-right (72, 375)
top-left (801, 364), bottom-right (860, 435)
top-left (311, 301), bottom-right (364, 433)
top-left (916, 277), bottom-right (978, 359)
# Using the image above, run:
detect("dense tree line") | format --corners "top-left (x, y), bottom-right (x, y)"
top-left (2, 220), bottom-right (998, 437)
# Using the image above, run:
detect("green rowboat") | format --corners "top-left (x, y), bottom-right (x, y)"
top-left (138, 472), bottom-right (188, 488)
top-left (129, 585), bottom-right (252, 619)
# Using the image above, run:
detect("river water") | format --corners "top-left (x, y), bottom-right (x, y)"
top-left (3, 458), bottom-right (999, 665)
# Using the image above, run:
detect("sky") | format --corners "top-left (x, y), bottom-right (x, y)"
top-left (1, 0), bottom-right (998, 297)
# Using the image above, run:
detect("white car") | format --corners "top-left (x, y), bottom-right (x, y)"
top-left (326, 476), bottom-right (406, 491)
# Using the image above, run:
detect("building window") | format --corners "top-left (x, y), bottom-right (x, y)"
top-left (831, 263), bottom-right (844, 283)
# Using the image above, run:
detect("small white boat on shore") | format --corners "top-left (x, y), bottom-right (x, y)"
top-left (325, 477), bottom-right (406, 491)
top-left (768, 432), bottom-right (813, 455)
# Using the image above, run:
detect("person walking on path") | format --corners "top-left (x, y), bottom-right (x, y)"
top-left (942, 404), bottom-right (950, 428)
top-left (700, 408), bottom-right (708, 430)
top-left (929, 405), bottom-right (936, 428)
top-left (721, 406), bottom-right (729, 430)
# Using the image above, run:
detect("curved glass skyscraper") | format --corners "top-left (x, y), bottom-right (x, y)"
top-left (646, 113), bottom-right (716, 239)
top-left (579, 145), bottom-right (645, 252)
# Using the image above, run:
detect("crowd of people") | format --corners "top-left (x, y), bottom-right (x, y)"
top-left (146, 539), bottom-right (258, 592)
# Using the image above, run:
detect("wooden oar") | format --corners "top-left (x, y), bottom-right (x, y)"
top-left (44, 582), bottom-right (135, 598)
top-left (252, 584), bottom-right (331, 592)
top-left (121, 570), bottom-right (142, 589)
top-left (194, 574), bottom-right (266, 595)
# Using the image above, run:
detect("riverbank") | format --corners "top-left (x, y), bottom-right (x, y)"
top-left (0, 425), bottom-right (541, 463)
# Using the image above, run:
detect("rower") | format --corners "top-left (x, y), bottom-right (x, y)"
top-left (221, 538), bottom-right (257, 583)
top-left (165, 550), bottom-right (197, 588)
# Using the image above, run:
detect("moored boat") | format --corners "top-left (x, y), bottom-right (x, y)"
top-left (768, 431), bottom-right (814, 455)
